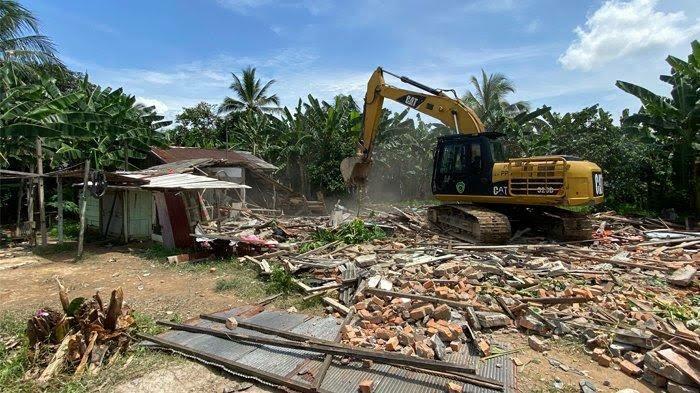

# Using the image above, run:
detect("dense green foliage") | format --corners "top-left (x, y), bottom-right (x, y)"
top-left (616, 40), bottom-right (700, 211)
top-left (299, 219), bottom-right (386, 252)
top-left (0, 0), bottom-right (697, 216)
top-left (0, 0), bottom-right (61, 72)
top-left (0, 64), bottom-right (171, 172)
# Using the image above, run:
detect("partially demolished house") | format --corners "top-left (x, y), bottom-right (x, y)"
top-left (149, 146), bottom-right (325, 215)
top-left (80, 147), bottom-right (324, 249)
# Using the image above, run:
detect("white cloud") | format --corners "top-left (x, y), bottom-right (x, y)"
top-left (559, 0), bottom-right (700, 71)
top-left (136, 96), bottom-right (169, 114)
top-left (525, 20), bottom-right (539, 33)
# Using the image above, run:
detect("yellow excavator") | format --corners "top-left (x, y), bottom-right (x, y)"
top-left (341, 67), bottom-right (605, 243)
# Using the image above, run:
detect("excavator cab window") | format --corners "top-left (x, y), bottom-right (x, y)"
top-left (433, 134), bottom-right (498, 195)
top-left (489, 139), bottom-right (506, 162)
top-left (470, 143), bottom-right (482, 175)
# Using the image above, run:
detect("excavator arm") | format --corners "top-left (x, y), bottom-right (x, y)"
top-left (341, 67), bottom-right (485, 185)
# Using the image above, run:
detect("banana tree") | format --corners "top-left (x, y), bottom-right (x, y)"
top-left (302, 94), bottom-right (362, 194)
top-left (51, 79), bottom-right (170, 170)
top-left (271, 100), bottom-right (314, 195)
top-left (617, 40), bottom-right (700, 211)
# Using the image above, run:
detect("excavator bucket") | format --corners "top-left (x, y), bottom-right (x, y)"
top-left (340, 156), bottom-right (372, 186)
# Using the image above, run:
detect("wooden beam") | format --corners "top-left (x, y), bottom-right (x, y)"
top-left (519, 296), bottom-right (592, 305)
top-left (36, 137), bottom-right (47, 246)
top-left (402, 253), bottom-right (456, 268)
top-left (322, 297), bottom-right (350, 316)
top-left (122, 191), bottom-right (129, 243)
top-left (27, 163), bottom-right (35, 245)
top-left (15, 178), bottom-right (24, 237)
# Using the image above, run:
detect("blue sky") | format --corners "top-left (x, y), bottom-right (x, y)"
top-left (25, 0), bottom-right (700, 120)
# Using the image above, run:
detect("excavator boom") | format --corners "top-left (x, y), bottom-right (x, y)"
top-left (341, 67), bottom-right (484, 185)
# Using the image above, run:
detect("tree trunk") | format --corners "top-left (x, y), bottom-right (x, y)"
top-left (37, 137), bottom-right (47, 246)
top-left (57, 176), bottom-right (63, 244)
top-left (298, 160), bottom-right (307, 198)
top-left (77, 160), bottom-right (91, 259)
top-left (124, 142), bottom-right (129, 171)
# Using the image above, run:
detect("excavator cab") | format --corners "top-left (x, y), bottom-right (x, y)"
top-left (432, 133), bottom-right (505, 196)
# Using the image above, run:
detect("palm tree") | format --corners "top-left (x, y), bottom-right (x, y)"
top-left (462, 69), bottom-right (529, 128)
top-left (0, 0), bottom-right (60, 67)
top-left (219, 66), bottom-right (280, 115)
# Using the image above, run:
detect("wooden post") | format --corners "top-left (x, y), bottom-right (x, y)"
top-left (77, 160), bottom-right (91, 259)
top-left (37, 137), bottom-right (47, 246)
top-left (56, 176), bottom-right (63, 244)
top-left (15, 178), bottom-right (24, 237)
top-left (122, 191), bottom-right (128, 243)
top-left (27, 164), bottom-right (35, 245)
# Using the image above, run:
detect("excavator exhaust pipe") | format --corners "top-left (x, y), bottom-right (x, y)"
top-left (340, 156), bottom-right (372, 186)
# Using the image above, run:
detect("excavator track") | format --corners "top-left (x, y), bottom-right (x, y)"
top-left (426, 204), bottom-right (592, 243)
top-left (536, 207), bottom-right (593, 241)
top-left (427, 204), bottom-right (511, 244)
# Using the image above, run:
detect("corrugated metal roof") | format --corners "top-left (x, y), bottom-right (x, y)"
top-left (146, 158), bottom-right (225, 174)
top-left (145, 307), bottom-right (516, 393)
top-left (127, 173), bottom-right (250, 190)
top-left (151, 146), bottom-right (277, 171)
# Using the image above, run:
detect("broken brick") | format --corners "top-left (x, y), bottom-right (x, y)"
top-left (358, 379), bottom-right (374, 393)
top-left (432, 304), bottom-right (451, 320)
top-left (618, 359), bottom-right (642, 377)
top-left (409, 304), bottom-right (434, 320)
top-left (415, 341), bottom-right (434, 359)
top-left (446, 381), bottom-right (463, 393)
top-left (528, 336), bottom-right (547, 352)
top-left (385, 336), bottom-right (400, 351)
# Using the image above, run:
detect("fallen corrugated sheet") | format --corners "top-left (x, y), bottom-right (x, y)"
top-left (142, 306), bottom-right (516, 392)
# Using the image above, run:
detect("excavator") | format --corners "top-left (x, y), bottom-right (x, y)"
top-left (341, 67), bottom-right (605, 243)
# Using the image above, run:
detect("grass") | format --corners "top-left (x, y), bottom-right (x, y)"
top-left (132, 312), bottom-right (168, 336)
top-left (140, 243), bottom-right (183, 261)
top-left (48, 221), bottom-right (80, 241)
top-left (211, 258), bottom-right (268, 301)
top-left (0, 313), bottom-right (29, 392)
top-left (266, 267), bottom-right (298, 295)
top-left (33, 242), bottom-right (76, 256)
top-left (209, 262), bottom-right (324, 314)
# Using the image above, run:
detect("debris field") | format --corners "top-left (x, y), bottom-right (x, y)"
top-left (153, 204), bottom-right (700, 392)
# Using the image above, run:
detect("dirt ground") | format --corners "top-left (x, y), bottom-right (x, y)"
top-left (0, 244), bottom-right (250, 320)
top-left (111, 362), bottom-right (276, 393)
top-left (0, 243), bottom-right (660, 392)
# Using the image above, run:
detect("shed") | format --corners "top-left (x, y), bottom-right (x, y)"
top-left (82, 172), bottom-right (248, 249)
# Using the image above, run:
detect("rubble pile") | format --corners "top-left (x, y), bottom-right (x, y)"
top-left (192, 205), bottom-right (700, 390)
